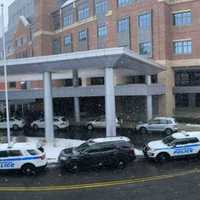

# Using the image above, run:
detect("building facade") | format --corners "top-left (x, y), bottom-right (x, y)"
top-left (1, 0), bottom-right (200, 121)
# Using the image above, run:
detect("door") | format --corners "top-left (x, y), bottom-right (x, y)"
top-left (148, 119), bottom-right (162, 131)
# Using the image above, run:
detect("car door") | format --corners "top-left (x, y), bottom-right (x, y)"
top-left (172, 139), bottom-right (193, 157)
top-left (79, 145), bottom-right (103, 168)
top-left (38, 118), bottom-right (45, 128)
top-left (0, 151), bottom-right (9, 170)
top-left (7, 150), bottom-right (24, 170)
top-left (148, 119), bottom-right (161, 131)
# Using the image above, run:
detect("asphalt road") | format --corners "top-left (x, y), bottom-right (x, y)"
top-left (1, 156), bottom-right (200, 200)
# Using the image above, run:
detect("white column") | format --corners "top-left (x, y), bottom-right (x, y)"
top-left (105, 68), bottom-right (116, 137)
top-left (73, 70), bottom-right (80, 123)
top-left (146, 75), bottom-right (153, 121)
top-left (43, 72), bottom-right (54, 144)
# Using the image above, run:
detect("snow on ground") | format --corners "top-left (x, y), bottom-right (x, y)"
top-left (186, 124), bottom-right (200, 128)
top-left (12, 137), bottom-right (144, 164)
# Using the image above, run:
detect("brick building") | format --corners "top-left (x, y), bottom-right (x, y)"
top-left (0, 0), bottom-right (200, 121)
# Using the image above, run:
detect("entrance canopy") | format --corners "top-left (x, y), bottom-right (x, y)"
top-left (0, 47), bottom-right (166, 144)
top-left (0, 48), bottom-right (165, 75)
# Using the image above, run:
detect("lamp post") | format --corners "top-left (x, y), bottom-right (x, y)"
top-left (1, 4), bottom-right (11, 145)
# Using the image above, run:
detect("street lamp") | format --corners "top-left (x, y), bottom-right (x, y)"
top-left (1, 4), bottom-right (11, 145)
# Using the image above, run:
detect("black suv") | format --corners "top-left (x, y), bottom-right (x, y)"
top-left (58, 138), bottom-right (136, 172)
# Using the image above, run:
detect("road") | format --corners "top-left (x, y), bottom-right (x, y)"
top-left (1, 156), bottom-right (200, 200)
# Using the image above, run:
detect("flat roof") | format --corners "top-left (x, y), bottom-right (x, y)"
top-left (0, 48), bottom-right (165, 76)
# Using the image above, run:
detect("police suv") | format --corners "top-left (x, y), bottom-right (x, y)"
top-left (143, 131), bottom-right (200, 162)
top-left (0, 142), bottom-right (47, 175)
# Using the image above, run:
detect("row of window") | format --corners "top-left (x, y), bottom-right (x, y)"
top-left (175, 70), bottom-right (200, 87)
top-left (57, 1), bottom-right (192, 30)
top-left (175, 94), bottom-right (200, 108)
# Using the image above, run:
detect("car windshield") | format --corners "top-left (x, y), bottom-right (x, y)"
top-left (162, 136), bottom-right (175, 145)
top-left (75, 142), bottom-right (90, 152)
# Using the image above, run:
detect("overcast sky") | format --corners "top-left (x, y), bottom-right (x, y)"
top-left (0, 0), bottom-right (15, 36)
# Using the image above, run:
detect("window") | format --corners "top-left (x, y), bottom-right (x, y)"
top-left (7, 150), bottom-right (22, 157)
top-left (97, 24), bottom-right (108, 38)
top-left (64, 35), bottom-right (72, 47)
top-left (52, 11), bottom-right (60, 30)
top-left (52, 39), bottom-right (61, 54)
top-left (175, 94), bottom-right (189, 107)
top-left (78, 30), bottom-right (87, 41)
top-left (78, 7), bottom-right (89, 21)
top-left (95, 0), bottom-right (107, 14)
top-left (173, 40), bottom-right (192, 55)
top-left (63, 15), bottom-right (73, 27)
top-left (0, 151), bottom-right (8, 158)
top-left (196, 94), bottom-right (200, 107)
top-left (138, 13), bottom-right (151, 30)
top-left (91, 77), bottom-right (104, 85)
top-left (117, 17), bottom-right (129, 32)
top-left (118, 0), bottom-right (133, 7)
top-left (9, 82), bottom-right (16, 88)
top-left (173, 11), bottom-right (192, 26)
top-left (27, 150), bottom-right (40, 156)
top-left (139, 42), bottom-right (151, 56)
top-left (20, 81), bottom-right (27, 90)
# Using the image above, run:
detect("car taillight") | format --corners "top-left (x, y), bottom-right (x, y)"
top-left (128, 148), bottom-right (135, 155)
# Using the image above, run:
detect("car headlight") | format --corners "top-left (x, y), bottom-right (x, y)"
top-left (60, 156), bottom-right (67, 161)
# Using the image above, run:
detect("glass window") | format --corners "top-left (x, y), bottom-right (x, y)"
top-left (95, 0), bottom-right (107, 14)
top-left (138, 13), bottom-right (151, 30)
top-left (173, 11), bottom-right (192, 26)
top-left (118, 0), bottom-right (133, 7)
top-left (9, 82), bottom-right (16, 88)
top-left (97, 24), bottom-right (108, 38)
top-left (117, 17), bottom-right (129, 32)
top-left (0, 151), bottom-right (8, 158)
top-left (175, 94), bottom-right (189, 107)
top-left (7, 150), bottom-right (22, 157)
top-left (78, 30), bottom-right (87, 41)
top-left (64, 35), bottom-right (72, 47)
top-left (63, 15), bottom-right (73, 27)
top-left (78, 7), bottom-right (89, 21)
top-left (173, 40), bottom-right (192, 55)
top-left (196, 94), bottom-right (200, 107)
top-left (52, 39), bottom-right (61, 54)
top-left (139, 42), bottom-right (151, 56)
top-left (27, 149), bottom-right (40, 155)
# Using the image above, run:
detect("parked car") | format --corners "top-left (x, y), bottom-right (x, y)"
top-left (136, 117), bottom-right (178, 135)
top-left (59, 136), bottom-right (135, 172)
top-left (143, 131), bottom-right (200, 162)
top-left (0, 142), bottom-right (47, 175)
top-left (86, 116), bottom-right (120, 130)
top-left (0, 117), bottom-right (25, 130)
top-left (31, 116), bottom-right (69, 131)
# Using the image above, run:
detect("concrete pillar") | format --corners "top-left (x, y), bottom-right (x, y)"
top-left (146, 75), bottom-right (153, 121)
top-left (43, 72), bottom-right (54, 144)
top-left (105, 68), bottom-right (116, 137)
top-left (73, 70), bottom-right (80, 123)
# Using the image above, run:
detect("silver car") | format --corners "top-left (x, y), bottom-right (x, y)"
top-left (136, 117), bottom-right (178, 135)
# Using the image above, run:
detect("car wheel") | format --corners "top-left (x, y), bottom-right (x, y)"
top-left (87, 124), bottom-right (94, 131)
top-left (33, 124), bottom-right (39, 131)
top-left (156, 153), bottom-right (170, 163)
top-left (165, 128), bottom-right (173, 135)
top-left (13, 124), bottom-right (19, 131)
top-left (116, 160), bottom-right (127, 169)
top-left (140, 127), bottom-right (148, 134)
top-left (21, 164), bottom-right (37, 176)
top-left (68, 162), bottom-right (79, 173)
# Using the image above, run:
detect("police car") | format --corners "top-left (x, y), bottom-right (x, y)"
top-left (143, 131), bottom-right (200, 162)
top-left (0, 142), bottom-right (47, 175)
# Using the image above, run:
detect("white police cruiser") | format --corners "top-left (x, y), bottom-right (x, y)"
top-left (0, 142), bottom-right (47, 175)
top-left (143, 131), bottom-right (200, 162)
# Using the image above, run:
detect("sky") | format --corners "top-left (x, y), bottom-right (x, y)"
top-left (0, 0), bottom-right (15, 36)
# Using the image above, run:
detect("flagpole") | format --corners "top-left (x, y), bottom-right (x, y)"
top-left (1, 4), bottom-right (11, 145)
